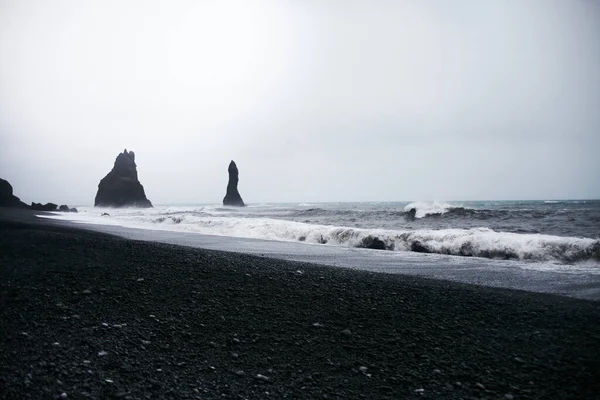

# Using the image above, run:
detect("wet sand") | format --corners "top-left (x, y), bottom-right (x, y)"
top-left (1, 210), bottom-right (600, 399)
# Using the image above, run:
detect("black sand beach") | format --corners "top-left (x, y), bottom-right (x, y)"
top-left (1, 211), bottom-right (600, 399)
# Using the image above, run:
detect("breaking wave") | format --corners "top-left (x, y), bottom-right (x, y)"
top-left (97, 213), bottom-right (599, 263)
top-left (403, 201), bottom-right (466, 218)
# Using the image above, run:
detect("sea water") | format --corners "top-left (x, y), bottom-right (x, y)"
top-left (43, 200), bottom-right (600, 264)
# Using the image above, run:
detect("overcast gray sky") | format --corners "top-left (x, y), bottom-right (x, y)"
top-left (1, 0), bottom-right (598, 205)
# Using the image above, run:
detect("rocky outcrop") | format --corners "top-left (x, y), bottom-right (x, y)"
top-left (95, 149), bottom-right (152, 208)
top-left (59, 205), bottom-right (78, 213)
top-left (1, 178), bottom-right (76, 212)
top-left (0, 178), bottom-right (29, 208)
top-left (30, 203), bottom-right (77, 212)
top-left (31, 202), bottom-right (58, 211)
top-left (222, 160), bottom-right (245, 207)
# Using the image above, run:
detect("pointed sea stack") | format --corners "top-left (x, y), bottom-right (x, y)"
top-left (94, 149), bottom-right (152, 208)
top-left (0, 178), bottom-right (29, 208)
top-left (223, 160), bottom-right (245, 206)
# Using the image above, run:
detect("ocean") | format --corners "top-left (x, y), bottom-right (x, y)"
top-left (44, 200), bottom-right (600, 265)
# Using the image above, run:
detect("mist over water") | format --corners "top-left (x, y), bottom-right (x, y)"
top-left (45, 200), bottom-right (600, 264)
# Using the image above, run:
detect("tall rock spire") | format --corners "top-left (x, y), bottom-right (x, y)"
top-left (222, 160), bottom-right (245, 206)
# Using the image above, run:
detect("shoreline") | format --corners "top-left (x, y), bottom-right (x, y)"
top-left (1, 209), bottom-right (600, 399)
top-left (11, 207), bottom-right (600, 301)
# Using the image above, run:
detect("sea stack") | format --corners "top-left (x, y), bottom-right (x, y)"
top-left (223, 160), bottom-right (245, 206)
top-left (94, 149), bottom-right (152, 208)
top-left (0, 178), bottom-right (29, 208)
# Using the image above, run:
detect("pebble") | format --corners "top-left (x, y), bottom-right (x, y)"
top-left (313, 322), bottom-right (324, 327)
top-left (105, 379), bottom-right (113, 383)
top-left (98, 351), bottom-right (108, 357)
top-left (341, 329), bottom-right (352, 336)
top-left (433, 369), bottom-right (441, 374)
top-left (256, 374), bottom-right (270, 381)
top-left (475, 383), bottom-right (485, 389)
top-left (136, 278), bottom-right (144, 282)
top-left (235, 370), bottom-right (245, 376)
top-left (514, 357), bottom-right (525, 363)
top-left (415, 388), bottom-right (425, 393)
top-left (82, 290), bottom-right (92, 295)
top-left (505, 394), bottom-right (514, 400)
top-left (359, 366), bottom-right (368, 373)
top-left (60, 393), bottom-right (68, 399)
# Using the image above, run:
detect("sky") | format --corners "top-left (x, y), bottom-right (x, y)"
top-left (0, 0), bottom-right (599, 205)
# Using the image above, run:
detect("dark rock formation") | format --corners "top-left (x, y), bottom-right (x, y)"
top-left (2, 178), bottom-right (77, 212)
top-left (95, 149), bottom-right (152, 208)
top-left (0, 178), bottom-right (29, 208)
top-left (222, 160), bottom-right (245, 207)
top-left (31, 202), bottom-right (58, 211)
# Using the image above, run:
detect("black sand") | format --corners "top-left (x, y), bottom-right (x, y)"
top-left (1, 213), bottom-right (599, 399)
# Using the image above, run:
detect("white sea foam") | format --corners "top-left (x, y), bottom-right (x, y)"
top-left (42, 206), bottom-right (599, 264)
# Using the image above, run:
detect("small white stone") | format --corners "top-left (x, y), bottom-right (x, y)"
top-left (136, 278), bottom-right (144, 282)
top-left (60, 393), bottom-right (68, 399)
top-left (415, 388), bottom-right (425, 393)
top-left (504, 394), bottom-right (514, 400)
top-left (105, 379), bottom-right (113, 383)
top-left (359, 366), bottom-right (368, 372)
top-left (313, 322), bottom-right (324, 327)
top-left (97, 351), bottom-right (108, 357)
